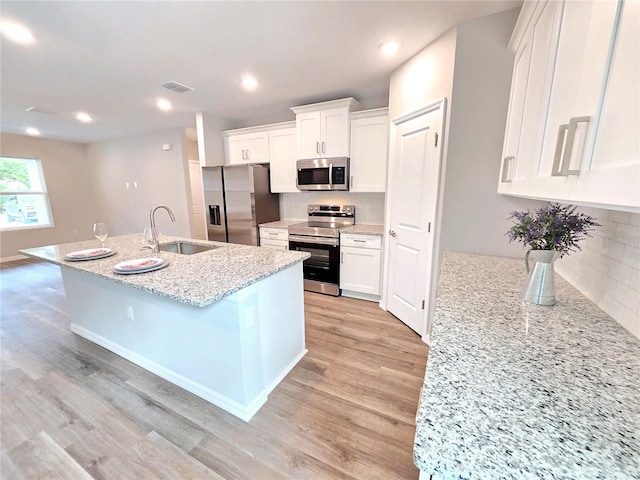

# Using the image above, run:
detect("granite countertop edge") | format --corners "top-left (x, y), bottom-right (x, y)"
top-left (413, 251), bottom-right (640, 480)
top-left (340, 224), bottom-right (385, 236)
top-left (20, 234), bottom-right (310, 308)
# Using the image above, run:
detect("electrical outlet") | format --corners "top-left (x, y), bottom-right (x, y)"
top-left (126, 305), bottom-right (134, 321)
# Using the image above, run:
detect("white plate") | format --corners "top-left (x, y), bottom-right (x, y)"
top-left (65, 248), bottom-right (115, 261)
top-left (113, 257), bottom-right (168, 274)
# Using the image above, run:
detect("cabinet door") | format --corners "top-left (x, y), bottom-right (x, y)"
top-left (350, 115), bottom-right (389, 192)
top-left (225, 135), bottom-right (247, 165)
top-left (576, 0), bottom-right (640, 209)
top-left (538, 0), bottom-right (621, 179)
top-left (246, 132), bottom-right (269, 164)
top-left (297, 112), bottom-right (322, 159)
top-left (340, 246), bottom-right (381, 295)
top-left (321, 107), bottom-right (350, 157)
top-left (513, 0), bottom-right (563, 182)
top-left (498, 37), bottom-right (532, 191)
top-left (269, 127), bottom-right (298, 193)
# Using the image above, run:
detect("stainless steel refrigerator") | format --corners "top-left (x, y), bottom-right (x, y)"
top-left (202, 164), bottom-right (279, 246)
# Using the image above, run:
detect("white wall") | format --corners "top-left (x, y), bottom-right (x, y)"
top-left (0, 133), bottom-right (98, 259)
top-left (280, 192), bottom-right (385, 224)
top-left (86, 128), bottom-right (191, 238)
top-left (440, 8), bottom-right (543, 258)
top-left (555, 208), bottom-right (640, 339)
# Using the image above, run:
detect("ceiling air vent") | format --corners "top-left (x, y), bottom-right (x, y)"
top-left (25, 106), bottom-right (58, 114)
top-left (162, 81), bottom-right (194, 93)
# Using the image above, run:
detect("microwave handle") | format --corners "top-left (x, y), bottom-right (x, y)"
top-left (329, 164), bottom-right (333, 188)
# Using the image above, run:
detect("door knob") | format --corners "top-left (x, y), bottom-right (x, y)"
top-left (389, 230), bottom-right (397, 237)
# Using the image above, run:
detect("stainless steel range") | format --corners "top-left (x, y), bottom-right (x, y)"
top-left (288, 204), bottom-right (355, 296)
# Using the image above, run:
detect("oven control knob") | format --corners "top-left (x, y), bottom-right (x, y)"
top-left (313, 206), bottom-right (319, 212)
top-left (345, 207), bottom-right (353, 214)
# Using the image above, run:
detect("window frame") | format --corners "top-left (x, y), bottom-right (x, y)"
top-left (0, 156), bottom-right (54, 231)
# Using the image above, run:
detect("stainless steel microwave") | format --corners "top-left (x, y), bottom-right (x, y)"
top-left (296, 157), bottom-right (349, 191)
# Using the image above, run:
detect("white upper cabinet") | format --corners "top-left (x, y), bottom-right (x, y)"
top-left (349, 108), bottom-right (389, 192)
top-left (268, 125), bottom-right (298, 193)
top-left (291, 98), bottom-right (361, 159)
top-left (224, 130), bottom-right (269, 165)
top-left (499, 0), bottom-right (639, 212)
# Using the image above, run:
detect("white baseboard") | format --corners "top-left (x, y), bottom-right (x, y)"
top-left (0, 254), bottom-right (27, 263)
top-left (341, 290), bottom-right (381, 302)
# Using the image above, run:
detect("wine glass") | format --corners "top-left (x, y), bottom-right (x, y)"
top-left (93, 222), bottom-right (108, 248)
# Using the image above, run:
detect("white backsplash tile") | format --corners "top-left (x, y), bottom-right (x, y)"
top-left (279, 192), bottom-right (385, 225)
top-left (556, 207), bottom-right (640, 339)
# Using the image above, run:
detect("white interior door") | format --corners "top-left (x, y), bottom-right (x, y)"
top-left (188, 160), bottom-right (207, 240)
top-left (385, 101), bottom-right (445, 335)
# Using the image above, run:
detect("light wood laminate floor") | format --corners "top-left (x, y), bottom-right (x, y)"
top-left (0, 258), bottom-right (428, 479)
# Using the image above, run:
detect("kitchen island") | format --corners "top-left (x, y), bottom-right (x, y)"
top-left (21, 234), bottom-right (310, 421)
top-left (415, 252), bottom-right (640, 480)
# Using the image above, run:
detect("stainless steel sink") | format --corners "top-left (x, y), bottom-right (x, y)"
top-left (159, 241), bottom-right (217, 255)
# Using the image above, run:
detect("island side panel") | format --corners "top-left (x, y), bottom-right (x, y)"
top-left (256, 261), bottom-right (307, 393)
top-left (60, 262), bottom-right (306, 421)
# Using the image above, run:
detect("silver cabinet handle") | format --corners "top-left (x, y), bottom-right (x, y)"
top-left (552, 116), bottom-right (590, 176)
top-left (353, 239), bottom-right (366, 243)
top-left (551, 124), bottom-right (569, 176)
top-left (389, 230), bottom-right (397, 237)
top-left (322, 141), bottom-right (326, 154)
top-left (246, 149), bottom-right (250, 160)
top-left (340, 252), bottom-right (344, 263)
top-left (268, 232), bottom-right (278, 236)
top-left (501, 156), bottom-right (515, 183)
top-left (316, 142), bottom-right (320, 154)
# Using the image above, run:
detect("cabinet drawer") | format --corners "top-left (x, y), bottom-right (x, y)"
top-left (341, 234), bottom-right (382, 249)
top-left (260, 227), bottom-right (289, 241)
top-left (260, 238), bottom-right (288, 250)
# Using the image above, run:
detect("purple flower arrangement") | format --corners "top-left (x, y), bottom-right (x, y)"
top-left (506, 203), bottom-right (600, 257)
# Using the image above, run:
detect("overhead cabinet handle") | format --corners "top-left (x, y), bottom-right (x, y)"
top-left (316, 142), bottom-right (320, 154)
top-left (552, 116), bottom-right (590, 177)
top-left (501, 156), bottom-right (515, 183)
top-left (322, 141), bottom-right (326, 154)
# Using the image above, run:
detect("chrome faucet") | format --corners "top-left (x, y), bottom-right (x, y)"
top-left (149, 205), bottom-right (175, 253)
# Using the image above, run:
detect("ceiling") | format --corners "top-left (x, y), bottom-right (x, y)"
top-left (1, 1), bottom-right (521, 144)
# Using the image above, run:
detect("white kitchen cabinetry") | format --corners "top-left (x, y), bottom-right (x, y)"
top-left (499, 0), bottom-right (639, 212)
top-left (259, 227), bottom-right (289, 250)
top-left (224, 130), bottom-right (269, 165)
top-left (268, 124), bottom-right (298, 193)
top-left (349, 108), bottom-right (389, 192)
top-left (340, 233), bottom-right (382, 301)
top-left (291, 98), bottom-right (361, 160)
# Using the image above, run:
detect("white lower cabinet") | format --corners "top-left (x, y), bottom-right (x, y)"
top-left (340, 233), bottom-right (382, 301)
top-left (259, 227), bottom-right (289, 250)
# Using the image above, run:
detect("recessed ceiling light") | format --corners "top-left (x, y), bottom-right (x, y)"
top-left (76, 112), bottom-right (93, 123)
top-left (0, 20), bottom-right (35, 45)
top-left (26, 127), bottom-right (41, 136)
top-left (241, 75), bottom-right (258, 91)
top-left (156, 98), bottom-right (172, 111)
top-left (379, 41), bottom-right (400, 57)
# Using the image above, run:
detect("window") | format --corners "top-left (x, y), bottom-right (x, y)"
top-left (0, 156), bottom-right (53, 229)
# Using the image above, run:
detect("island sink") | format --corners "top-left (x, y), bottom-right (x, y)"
top-left (159, 241), bottom-right (217, 255)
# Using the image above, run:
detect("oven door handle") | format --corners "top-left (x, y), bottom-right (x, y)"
top-left (289, 235), bottom-right (339, 247)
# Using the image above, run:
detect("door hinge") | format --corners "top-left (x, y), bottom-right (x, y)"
top-left (434, 132), bottom-right (439, 147)
top-left (421, 300), bottom-right (425, 310)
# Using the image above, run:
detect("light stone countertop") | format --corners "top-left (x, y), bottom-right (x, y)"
top-left (259, 220), bottom-right (302, 229)
top-left (414, 251), bottom-right (640, 480)
top-left (20, 234), bottom-right (309, 308)
top-left (340, 224), bottom-right (385, 236)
